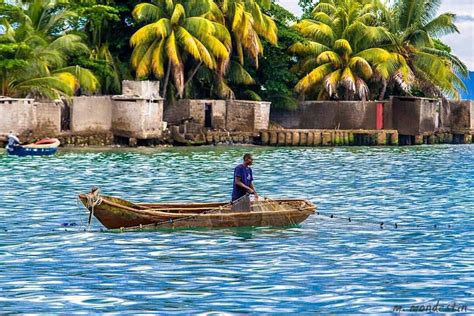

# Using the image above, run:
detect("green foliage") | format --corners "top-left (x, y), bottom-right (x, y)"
top-left (248, 3), bottom-right (301, 109)
top-left (385, 0), bottom-right (467, 99)
top-left (290, 0), bottom-right (410, 101)
top-left (0, 0), bottom-right (467, 103)
top-left (0, 0), bottom-right (100, 99)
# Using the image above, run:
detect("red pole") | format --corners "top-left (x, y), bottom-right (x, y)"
top-left (376, 103), bottom-right (384, 129)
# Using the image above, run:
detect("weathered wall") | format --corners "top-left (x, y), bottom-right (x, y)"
top-left (254, 102), bottom-right (271, 131)
top-left (226, 100), bottom-right (271, 132)
top-left (390, 96), bottom-right (441, 135)
top-left (122, 80), bottom-right (161, 99)
top-left (164, 100), bottom-right (191, 124)
top-left (271, 101), bottom-right (390, 130)
top-left (0, 98), bottom-right (36, 135)
top-left (440, 100), bottom-right (474, 131)
top-left (71, 96), bottom-right (112, 133)
top-left (165, 99), bottom-right (227, 129)
top-left (112, 97), bottom-right (164, 138)
top-left (226, 100), bottom-right (254, 132)
top-left (34, 102), bottom-right (61, 135)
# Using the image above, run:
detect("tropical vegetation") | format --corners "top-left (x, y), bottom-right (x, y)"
top-left (0, 0), bottom-right (468, 104)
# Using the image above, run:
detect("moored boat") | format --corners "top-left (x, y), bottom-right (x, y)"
top-left (6, 138), bottom-right (60, 156)
top-left (78, 189), bottom-right (316, 230)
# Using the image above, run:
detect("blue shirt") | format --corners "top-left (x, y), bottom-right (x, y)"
top-left (232, 164), bottom-right (253, 201)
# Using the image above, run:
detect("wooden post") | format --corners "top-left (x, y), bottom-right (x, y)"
top-left (348, 132), bottom-right (355, 145)
top-left (335, 132), bottom-right (342, 146)
top-left (278, 132), bottom-right (286, 146)
top-left (342, 132), bottom-right (349, 145)
top-left (261, 131), bottom-right (270, 145)
top-left (285, 132), bottom-right (292, 145)
top-left (322, 132), bottom-right (332, 146)
top-left (307, 132), bottom-right (314, 146)
top-left (300, 132), bottom-right (308, 146)
top-left (390, 132), bottom-right (399, 145)
top-left (376, 132), bottom-right (387, 145)
top-left (269, 131), bottom-right (278, 145)
top-left (292, 132), bottom-right (300, 146)
top-left (314, 132), bottom-right (322, 146)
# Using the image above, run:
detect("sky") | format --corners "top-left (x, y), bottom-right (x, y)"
top-left (277, 0), bottom-right (474, 70)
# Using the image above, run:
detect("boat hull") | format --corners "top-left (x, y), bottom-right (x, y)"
top-left (6, 138), bottom-right (60, 156)
top-left (7, 146), bottom-right (58, 156)
top-left (78, 194), bottom-right (316, 230)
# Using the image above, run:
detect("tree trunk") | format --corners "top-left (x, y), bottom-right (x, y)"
top-left (176, 62), bottom-right (202, 98)
top-left (162, 59), bottom-right (171, 100)
top-left (379, 79), bottom-right (387, 101)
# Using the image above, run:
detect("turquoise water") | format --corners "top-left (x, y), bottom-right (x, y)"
top-left (0, 146), bottom-right (473, 313)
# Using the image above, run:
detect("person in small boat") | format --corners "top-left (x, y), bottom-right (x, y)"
top-left (6, 132), bottom-right (20, 149)
top-left (232, 153), bottom-right (259, 203)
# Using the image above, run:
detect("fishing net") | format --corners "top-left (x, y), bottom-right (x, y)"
top-left (231, 194), bottom-right (287, 213)
top-left (251, 199), bottom-right (288, 213)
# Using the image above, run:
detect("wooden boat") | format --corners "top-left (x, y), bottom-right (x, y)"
top-left (6, 138), bottom-right (60, 156)
top-left (78, 189), bottom-right (316, 230)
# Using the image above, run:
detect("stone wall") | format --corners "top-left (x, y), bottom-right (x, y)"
top-left (389, 96), bottom-right (441, 135)
top-left (271, 101), bottom-right (390, 130)
top-left (440, 100), bottom-right (474, 131)
top-left (112, 97), bottom-right (164, 138)
top-left (226, 100), bottom-right (271, 132)
top-left (34, 101), bottom-right (61, 135)
top-left (165, 99), bottom-right (227, 129)
top-left (0, 98), bottom-right (36, 135)
top-left (165, 99), bottom-right (269, 132)
top-left (71, 96), bottom-right (112, 133)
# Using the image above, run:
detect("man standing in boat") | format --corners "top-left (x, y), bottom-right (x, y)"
top-left (6, 131), bottom-right (20, 150)
top-left (232, 154), bottom-right (259, 205)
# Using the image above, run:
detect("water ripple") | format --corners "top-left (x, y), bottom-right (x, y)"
top-left (0, 146), bottom-right (473, 313)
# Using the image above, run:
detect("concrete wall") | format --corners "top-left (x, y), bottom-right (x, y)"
top-left (34, 102), bottom-right (61, 134)
top-left (0, 98), bottom-right (36, 134)
top-left (271, 101), bottom-right (390, 130)
top-left (71, 96), bottom-right (112, 133)
top-left (122, 80), bottom-right (160, 99)
top-left (390, 96), bottom-right (441, 135)
top-left (165, 99), bottom-right (268, 132)
top-left (226, 100), bottom-right (271, 132)
top-left (165, 99), bottom-right (227, 129)
top-left (112, 97), bottom-right (164, 138)
top-left (441, 100), bottom-right (474, 131)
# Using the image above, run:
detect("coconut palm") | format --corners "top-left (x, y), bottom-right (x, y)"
top-left (74, 2), bottom-right (122, 94)
top-left (386, 0), bottom-right (467, 98)
top-left (130, 0), bottom-right (232, 98)
top-left (217, 0), bottom-right (277, 68)
top-left (0, 1), bottom-right (100, 99)
top-left (290, 0), bottom-right (410, 100)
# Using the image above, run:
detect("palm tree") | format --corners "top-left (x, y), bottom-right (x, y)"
top-left (130, 0), bottom-right (231, 98)
top-left (290, 0), bottom-right (409, 100)
top-left (73, 2), bottom-right (122, 94)
top-left (217, 0), bottom-right (277, 68)
top-left (0, 1), bottom-right (99, 99)
top-left (386, 0), bottom-right (467, 98)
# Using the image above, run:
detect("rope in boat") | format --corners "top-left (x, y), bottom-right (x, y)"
top-left (83, 187), bottom-right (103, 231)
